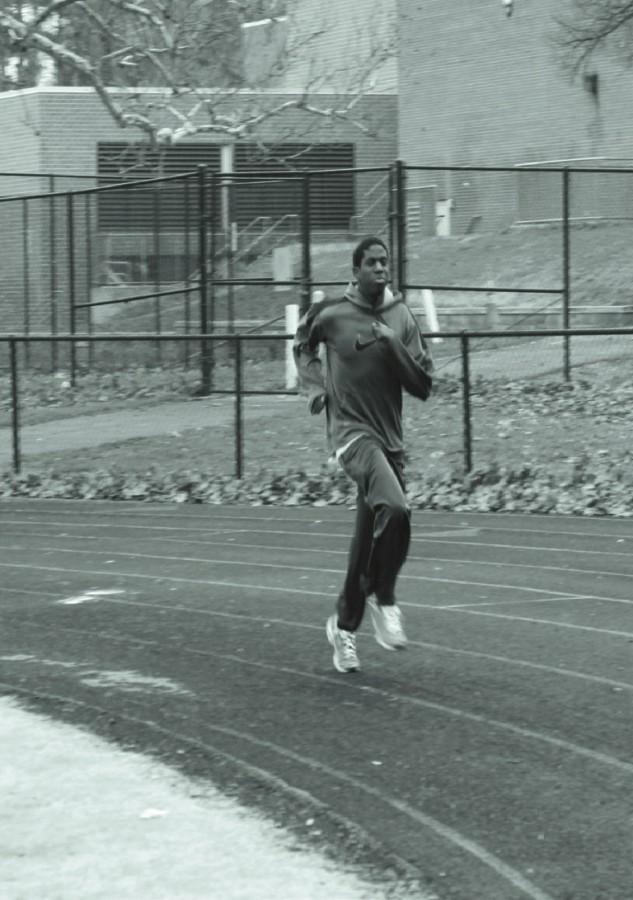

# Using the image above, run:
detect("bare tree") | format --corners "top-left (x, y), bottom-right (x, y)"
top-left (555, 0), bottom-right (633, 73)
top-left (0, 0), bottom-right (395, 145)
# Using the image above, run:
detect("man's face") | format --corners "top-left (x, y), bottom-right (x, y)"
top-left (354, 244), bottom-right (389, 302)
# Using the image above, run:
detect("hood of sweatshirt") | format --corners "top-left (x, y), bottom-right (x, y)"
top-left (342, 282), bottom-right (402, 313)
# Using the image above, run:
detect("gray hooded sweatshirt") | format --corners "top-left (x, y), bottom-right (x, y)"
top-left (293, 285), bottom-right (433, 456)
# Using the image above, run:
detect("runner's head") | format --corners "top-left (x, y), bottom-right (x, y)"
top-left (352, 236), bottom-right (389, 303)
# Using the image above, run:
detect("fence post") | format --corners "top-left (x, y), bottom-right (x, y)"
top-left (85, 193), bottom-right (94, 370)
top-left (461, 332), bottom-right (473, 472)
top-left (22, 198), bottom-right (30, 368)
top-left (394, 160), bottom-right (407, 294)
top-left (300, 172), bottom-right (312, 316)
top-left (209, 172), bottom-right (217, 343)
top-left (387, 164), bottom-right (396, 261)
top-left (10, 338), bottom-right (20, 474)
top-left (184, 175), bottom-right (191, 368)
top-left (197, 165), bottom-right (212, 395)
top-left (49, 175), bottom-right (58, 372)
top-left (562, 168), bottom-right (571, 381)
top-left (234, 336), bottom-right (243, 478)
top-left (153, 184), bottom-right (162, 365)
top-left (67, 193), bottom-right (77, 386)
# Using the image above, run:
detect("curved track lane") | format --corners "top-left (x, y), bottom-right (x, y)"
top-left (1, 500), bottom-right (632, 900)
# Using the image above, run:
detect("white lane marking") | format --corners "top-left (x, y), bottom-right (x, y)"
top-left (0, 544), bottom-right (619, 602)
top-left (4, 502), bottom-right (633, 540)
top-left (238, 529), bottom-right (633, 559)
top-left (5, 519), bottom-right (633, 562)
top-left (443, 594), bottom-right (593, 608)
top-left (9, 533), bottom-right (633, 597)
top-left (45, 597), bottom-right (633, 695)
top-left (0, 560), bottom-right (630, 638)
top-left (411, 604), bottom-right (633, 639)
top-left (0, 586), bottom-right (60, 597)
top-left (0, 519), bottom-right (251, 536)
top-left (57, 588), bottom-right (126, 606)
top-left (200, 649), bottom-right (633, 776)
top-left (188, 723), bottom-right (558, 900)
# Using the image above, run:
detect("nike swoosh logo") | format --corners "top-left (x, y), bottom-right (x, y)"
top-left (355, 337), bottom-right (377, 351)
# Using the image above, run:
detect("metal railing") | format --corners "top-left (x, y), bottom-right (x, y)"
top-left (3, 326), bottom-right (633, 479)
top-left (4, 160), bottom-right (633, 389)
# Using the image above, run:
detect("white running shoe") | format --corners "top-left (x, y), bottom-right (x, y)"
top-left (368, 599), bottom-right (408, 650)
top-left (326, 615), bottom-right (360, 673)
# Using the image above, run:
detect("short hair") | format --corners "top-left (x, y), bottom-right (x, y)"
top-left (352, 236), bottom-right (389, 270)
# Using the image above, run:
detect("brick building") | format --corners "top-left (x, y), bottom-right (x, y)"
top-left (397, 0), bottom-right (633, 234)
top-left (0, 85), bottom-right (396, 332)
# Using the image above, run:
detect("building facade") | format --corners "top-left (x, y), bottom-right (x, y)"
top-left (0, 86), bottom-right (397, 332)
top-left (397, 0), bottom-right (633, 233)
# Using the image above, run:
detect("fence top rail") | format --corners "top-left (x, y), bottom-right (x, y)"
top-left (3, 327), bottom-right (633, 342)
top-left (219, 165), bottom-right (391, 178)
top-left (0, 170), bottom-right (198, 204)
top-left (0, 171), bottom-right (131, 180)
top-left (405, 163), bottom-right (633, 175)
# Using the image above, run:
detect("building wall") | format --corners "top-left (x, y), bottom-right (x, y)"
top-left (0, 87), bottom-right (397, 334)
top-left (245, 0), bottom-right (397, 94)
top-left (397, 0), bottom-right (633, 232)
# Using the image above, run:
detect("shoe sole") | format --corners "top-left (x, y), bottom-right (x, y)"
top-left (326, 617), bottom-right (359, 673)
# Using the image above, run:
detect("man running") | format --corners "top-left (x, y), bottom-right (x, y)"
top-left (293, 236), bottom-right (433, 673)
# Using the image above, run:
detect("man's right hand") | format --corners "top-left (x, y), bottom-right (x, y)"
top-left (308, 393), bottom-right (327, 415)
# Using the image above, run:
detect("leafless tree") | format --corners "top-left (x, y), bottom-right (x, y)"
top-left (0, 0), bottom-right (395, 145)
top-left (555, 0), bottom-right (633, 73)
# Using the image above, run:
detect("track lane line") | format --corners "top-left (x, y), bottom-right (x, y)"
top-left (4, 501), bottom-right (633, 542)
top-left (0, 544), bottom-right (617, 603)
top-left (8, 531), bottom-right (633, 590)
top-left (1, 557), bottom-right (631, 638)
top-left (6, 596), bottom-right (633, 695)
top-left (3, 517), bottom-right (632, 560)
top-left (5, 615), bottom-right (633, 779)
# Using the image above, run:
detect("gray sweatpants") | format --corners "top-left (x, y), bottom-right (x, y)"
top-left (336, 436), bottom-right (411, 633)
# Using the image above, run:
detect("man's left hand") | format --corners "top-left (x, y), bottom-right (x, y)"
top-left (372, 321), bottom-right (395, 343)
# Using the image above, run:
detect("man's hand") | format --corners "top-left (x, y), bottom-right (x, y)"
top-left (372, 321), bottom-right (395, 343)
top-left (308, 393), bottom-right (327, 415)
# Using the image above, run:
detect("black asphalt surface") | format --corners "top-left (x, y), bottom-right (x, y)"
top-left (1, 499), bottom-right (632, 900)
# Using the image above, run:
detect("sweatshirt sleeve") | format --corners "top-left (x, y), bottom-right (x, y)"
top-left (389, 308), bottom-right (433, 400)
top-left (293, 303), bottom-right (327, 400)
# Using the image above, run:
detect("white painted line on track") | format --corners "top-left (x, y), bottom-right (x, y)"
top-left (442, 594), bottom-right (594, 609)
top-left (412, 604), bottom-right (633, 639)
top-left (0, 586), bottom-right (59, 598)
top-left (57, 588), bottom-right (126, 606)
top-left (1, 559), bottom-right (631, 638)
top-left (194, 649), bottom-right (633, 776)
top-left (189, 724), bottom-right (558, 900)
top-left (6, 592), bottom-right (633, 691)
top-left (4, 501), bottom-right (632, 538)
top-left (245, 529), bottom-right (633, 559)
top-left (33, 596), bottom-right (633, 695)
top-left (0, 679), bottom-right (553, 900)
top-left (0, 519), bottom-right (251, 537)
top-left (9, 532), bottom-right (633, 593)
top-left (5, 519), bottom-right (633, 564)
top-left (2, 544), bottom-right (625, 604)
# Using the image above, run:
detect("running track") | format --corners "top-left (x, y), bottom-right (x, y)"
top-left (1, 499), bottom-right (631, 900)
